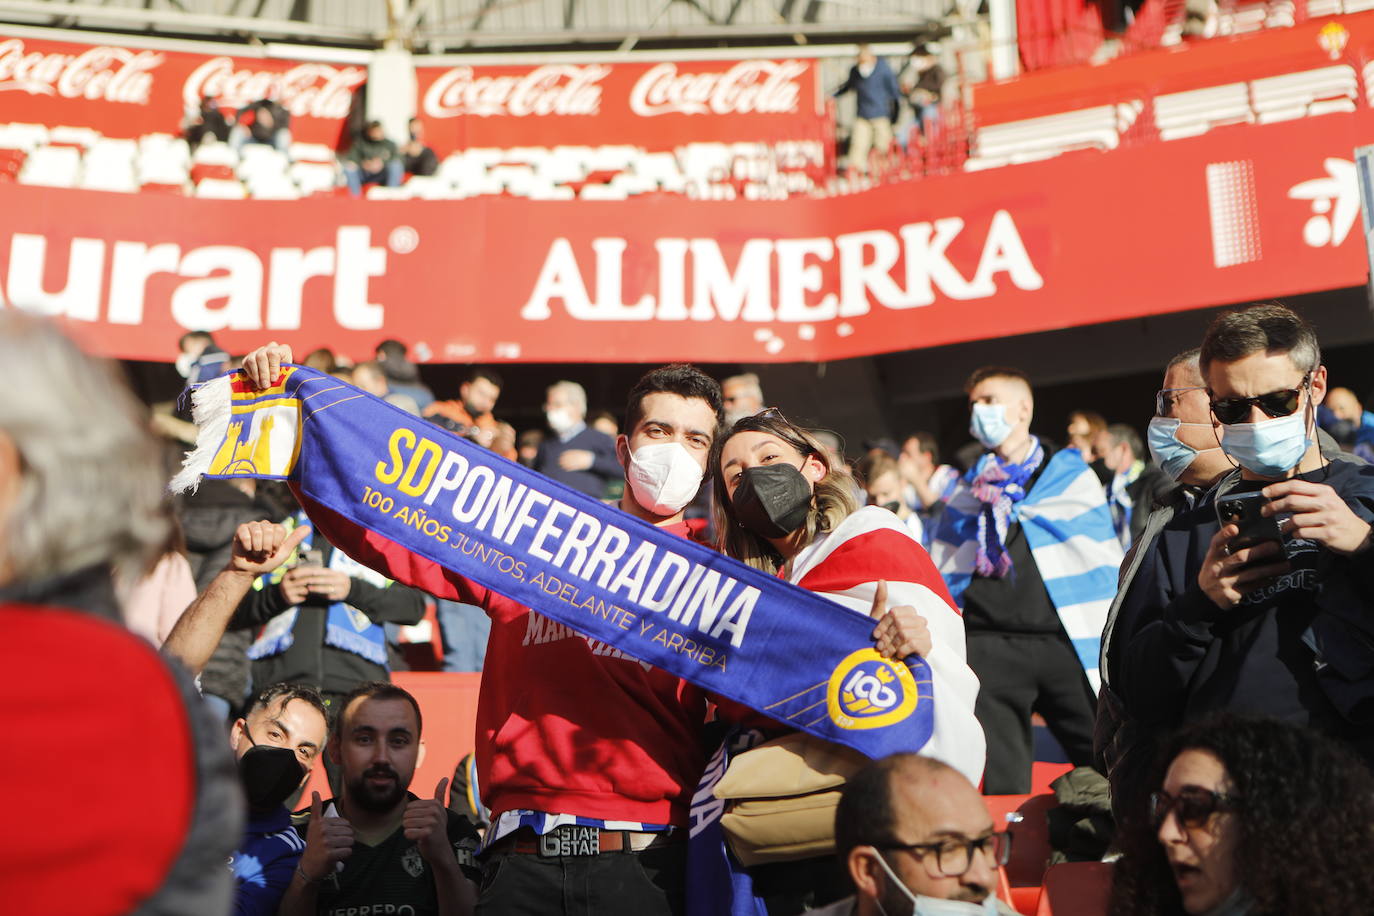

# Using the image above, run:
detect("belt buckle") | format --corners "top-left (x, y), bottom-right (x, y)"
top-left (538, 825), bottom-right (601, 857)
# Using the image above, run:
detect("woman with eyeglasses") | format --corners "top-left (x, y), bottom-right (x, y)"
top-left (1111, 713), bottom-right (1374, 916)
top-left (706, 410), bottom-right (985, 914)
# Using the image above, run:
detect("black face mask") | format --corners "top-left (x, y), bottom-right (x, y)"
top-left (238, 733), bottom-right (307, 811)
top-left (733, 463), bottom-right (813, 539)
top-left (880, 500), bottom-right (903, 515)
top-left (1089, 457), bottom-right (1114, 486)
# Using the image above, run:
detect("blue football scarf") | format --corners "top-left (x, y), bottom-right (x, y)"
top-left (172, 366), bottom-right (936, 758)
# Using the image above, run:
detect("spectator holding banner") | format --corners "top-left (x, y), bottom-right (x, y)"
top-left (707, 409), bottom-right (984, 912)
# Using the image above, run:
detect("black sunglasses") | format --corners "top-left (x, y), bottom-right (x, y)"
top-left (1209, 375), bottom-right (1309, 425)
top-left (1148, 787), bottom-right (1241, 830)
top-left (1155, 387), bottom-right (1205, 418)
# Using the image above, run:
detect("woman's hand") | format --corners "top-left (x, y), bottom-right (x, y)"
top-left (869, 580), bottom-right (933, 659)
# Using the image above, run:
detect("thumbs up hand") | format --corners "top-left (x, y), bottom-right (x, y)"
top-left (405, 778), bottom-right (454, 865)
top-left (299, 791), bottom-right (354, 882)
top-left (868, 580), bottom-right (933, 660)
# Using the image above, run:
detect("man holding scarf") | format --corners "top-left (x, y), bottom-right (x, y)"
top-left (931, 367), bottom-right (1123, 794)
top-left (238, 347), bottom-right (724, 916)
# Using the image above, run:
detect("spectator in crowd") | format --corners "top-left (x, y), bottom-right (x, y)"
top-left (176, 329), bottom-right (229, 387)
top-left (1111, 714), bottom-right (1374, 916)
top-left (1115, 304), bottom-right (1374, 770)
top-left (353, 359), bottom-right (421, 416)
top-left (930, 367), bottom-right (1123, 794)
top-left (1097, 348), bottom-right (1231, 820)
top-left (814, 754), bottom-right (1017, 916)
top-left (230, 683), bottom-right (330, 916)
top-left (834, 44), bottom-right (903, 176)
top-left (231, 509), bottom-right (427, 722)
top-left (0, 312), bottom-right (240, 913)
top-left (897, 45), bottom-right (944, 139)
top-left (184, 93), bottom-right (231, 147)
top-left (304, 348), bottom-right (340, 373)
top-left (721, 371), bottom-right (765, 425)
top-left (1066, 409), bottom-right (1107, 457)
top-left (710, 410), bottom-right (983, 912)
top-left (116, 511), bottom-right (197, 646)
top-left (343, 120), bottom-right (403, 197)
top-left (898, 431), bottom-right (961, 517)
top-left (239, 348), bottom-right (726, 916)
top-left (401, 117), bottom-right (439, 177)
top-left (231, 96), bottom-right (291, 154)
top-left (856, 451), bottom-right (926, 543)
top-left (590, 409), bottom-right (619, 438)
top-left (516, 428), bottom-right (544, 467)
top-left (534, 380), bottom-right (621, 498)
top-left (375, 339), bottom-right (435, 411)
top-left (1093, 423), bottom-right (1173, 548)
top-left (281, 682), bottom-right (479, 916)
top-left (1320, 385), bottom-right (1374, 453)
top-left (424, 367), bottom-right (511, 457)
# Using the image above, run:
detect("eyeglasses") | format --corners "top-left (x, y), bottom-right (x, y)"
top-left (878, 832), bottom-right (1012, 877)
top-left (1210, 376), bottom-right (1309, 425)
top-left (755, 406), bottom-right (787, 422)
top-left (1148, 787), bottom-right (1241, 830)
top-left (1155, 387), bottom-right (1205, 418)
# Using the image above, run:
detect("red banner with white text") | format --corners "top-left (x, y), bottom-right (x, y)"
top-left (1, 108), bottom-right (1369, 364)
top-left (413, 57), bottom-right (827, 152)
top-left (0, 33), bottom-right (363, 146)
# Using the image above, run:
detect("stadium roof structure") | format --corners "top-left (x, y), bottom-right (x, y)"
top-left (0, 0), bottom-right (957, 53)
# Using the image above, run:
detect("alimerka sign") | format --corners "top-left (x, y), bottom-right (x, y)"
top-left (1, 107), bottom-right (1370, 364)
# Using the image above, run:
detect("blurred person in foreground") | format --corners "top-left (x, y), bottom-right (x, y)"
top-left (0, 311), bottom-right (240, 913)
top-left (813, 753), bottom-right (1017, 916)
top-left (1111, 713), bottom-right (1374, 916)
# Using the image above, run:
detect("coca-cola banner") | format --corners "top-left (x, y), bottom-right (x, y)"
top-left (0, 32), bottom-right (363, 145)
top-left (415, 57), bottom-right (827, 151)
top-left (1, 107), bottom-right (1368, 364)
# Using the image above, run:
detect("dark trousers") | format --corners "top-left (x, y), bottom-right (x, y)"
top-left (476, 843), bottom-right (686, 916)
top-left (968, 631), bottom-right (1097, 794)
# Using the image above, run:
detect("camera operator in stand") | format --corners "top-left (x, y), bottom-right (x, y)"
top-left (1113, 304), bottom-right (1374, 770)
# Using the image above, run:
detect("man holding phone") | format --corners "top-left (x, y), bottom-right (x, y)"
top-left (1114, 304), bottom-right (1374, 767)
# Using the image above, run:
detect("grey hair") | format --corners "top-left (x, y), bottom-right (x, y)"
top-left (549, 380), bottom-right (587, 415)
top-left (0, 313), bottom-right (169, 584)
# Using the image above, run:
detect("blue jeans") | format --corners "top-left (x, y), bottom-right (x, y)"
top-left (436, 599), bottom-right (491, 672)
top-left (344, 158), bottom-right (403, 196)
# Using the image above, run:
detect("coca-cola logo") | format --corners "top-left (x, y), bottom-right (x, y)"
top-left (422, 64), bottom-right (609, 118)
top-left (629, 60), bottom-right (808, 117)
top-left (183, 57), bottom-right (366, 120)
top-left (0, 38), bottom-right (162, 104)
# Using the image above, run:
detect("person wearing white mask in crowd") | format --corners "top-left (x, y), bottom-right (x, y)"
top-left (534, 380), bottom-right (622, 499)
top-left (810, 753), bottom-right (1017, 916)
top-left (930, 367), bottom-right (1122, 795)
top-left (1112, 304), bottom-right (1374, 812)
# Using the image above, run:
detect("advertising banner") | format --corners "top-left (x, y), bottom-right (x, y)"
top-left (1, 108), bottom-right (1368, 363)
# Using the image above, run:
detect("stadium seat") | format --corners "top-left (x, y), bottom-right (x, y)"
top-left (0, 122), bottom-right (50, 152)
top-left (191, 140), bottom-right (238, 168)
top-left (406, 175), bottom-right (463, 199)
top-left (579, 183), bottom-right (628, 200)
top-left (289, 161), bottom-right (339, 196)
top-left (47, 125), bottom-right (101, 149)
top-left (586, 144), bottom-right (637, 170)
top-left (194, 178), bottom-right (247, 199)
top-left (0, 148), bottom-right (25, 180)
top-left (18, 146), bottom-right (82, 188)
top-left (489, 164), bottom-right (538, 196)
top-left (1034, 862), bottom-right (1113, 916)
top-left (288, 141), bottom-right (337, 163)
top-left (984, 793), bottom-right (1058, 915)
top-left (365, 184), bottom-right (413, 200)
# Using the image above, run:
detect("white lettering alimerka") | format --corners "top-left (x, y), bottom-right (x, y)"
top-left (519, 211), bottom-right (1044, 323)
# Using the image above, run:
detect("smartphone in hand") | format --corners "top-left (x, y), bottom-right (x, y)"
top-left (1216, 491), bottom-right (1284, 552)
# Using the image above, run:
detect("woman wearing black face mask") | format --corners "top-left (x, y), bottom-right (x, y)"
top-left (706, 412), bottom-right (985, 916)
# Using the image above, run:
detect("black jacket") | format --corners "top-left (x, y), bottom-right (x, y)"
top-left (533, 425), bottom-right (622, 499)
top-left (231, 531), bottom-right (426, 697)
top-left (1114, 458), bottom-right (1374, 762)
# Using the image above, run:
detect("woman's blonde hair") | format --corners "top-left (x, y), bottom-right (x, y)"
top-left (709, 412), bottom-right (858, 574)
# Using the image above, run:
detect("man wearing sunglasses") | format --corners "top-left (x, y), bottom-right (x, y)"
top-left (813, 753), bottom-right (1017, 916)
top-left (1114, 303), bottom-right (1374, 771)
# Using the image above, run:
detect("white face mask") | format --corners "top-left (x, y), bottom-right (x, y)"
top-left (627, 441), bottom-right (704, 516)
top-left (869, 849), bottom-right (1001, 916)
top-left (546, 407), bottom-right (578, 435)
top-left (175, 352), bottom-right (196, 378)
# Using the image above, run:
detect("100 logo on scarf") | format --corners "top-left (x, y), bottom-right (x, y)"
top-left (827, 649), bottom-right (926, 730)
